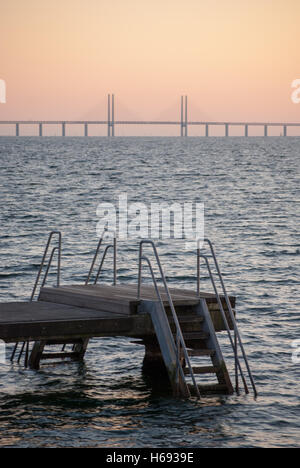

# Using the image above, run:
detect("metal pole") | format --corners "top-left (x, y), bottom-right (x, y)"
top-left (245, 124), bottom-right (248, 137)
top-left (39, 123), bottom-right (43, 137)
top-left (225, 124), bottom-right (229, 137)
top-left (16, 123), bottom-right (19, 137)
top-left (84, 123), bottom-right (88, 137)
top-left (205, 124), bottom-right (209, 137)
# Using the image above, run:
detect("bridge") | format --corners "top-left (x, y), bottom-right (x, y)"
top-left (0, 95), bottom-right (299, 137)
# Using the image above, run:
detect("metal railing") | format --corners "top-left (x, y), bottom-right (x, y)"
top-left (11, 231), bottom-right (62, 366)
top-left (197, 238), bottom-right (258, 398)
top-left (30, 231), bottom-right (62, 301)
top-left (138, 240), bottom-right (201, 399)
top-left (85, 229), bottom-right (117, 285)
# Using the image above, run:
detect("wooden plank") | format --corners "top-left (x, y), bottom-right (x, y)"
top-left (0, 302), bottom-right (126, 322)
top-left (56, 284), bottom-right (200, 305)
top-left (39, 288), bottom-right (136, 315)
top-left (0, 301), bottom-right (154, 342)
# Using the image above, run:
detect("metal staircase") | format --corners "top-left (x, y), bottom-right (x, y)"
top-left (138, 239), bottom-right (257, 398)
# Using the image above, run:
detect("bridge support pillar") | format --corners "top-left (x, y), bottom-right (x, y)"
top-left (205, 124), bottom-right (209, 137)
top-left (264, 125), bottom-right (268, 137)
top-left (39, 123), bottom-right (43, 137)
top-left (107, 94), bottom-right (115, 137)
top-left (16, 123), bottom-right (19, 137)
top-left (180, 96), bottom-right (188, 137)
top-left (225, 124), bottom-right (229, 137)
top-left (245, 124), bottom-right (248, 137)
top-left (283, 125), bottom-right (287, 137)
top-left (84, 123), bottom-right (88, 137)
top-left (62, 122), bottom-right (66, 137)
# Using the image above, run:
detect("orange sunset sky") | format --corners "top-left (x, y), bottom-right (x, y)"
top-left (0, 0), bottom-right (300, 133)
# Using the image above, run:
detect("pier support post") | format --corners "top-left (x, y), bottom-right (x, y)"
top-left (205, 124), bottom-right (209, 137)
top-left (29, 341), bottom-right (46, 370)
top-left (264, 125), bottom-right (268, 137)
top-left (245, 124), bottom-right (248, 137)
top-left (73, 338), bottom-right (89, 360)
top-left (16, 123), bottom-right (19, 137)
top-left (142, 339), bottom-right (170, 379)
top-left (84, 123), bottom-right (88, 137)
top-left (225, 124), bottom-right (229, 137)
top-left (39, 123), bottom-right (43, 137)
top-left (62, 122), bottom-right (66, 137)
top-left (283, 125), bottom-right (287, 137)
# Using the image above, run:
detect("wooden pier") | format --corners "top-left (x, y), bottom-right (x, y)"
top-left (0, 233), bottom-right (258, 398)
top-left (0, 284), bottom-right (236, 395)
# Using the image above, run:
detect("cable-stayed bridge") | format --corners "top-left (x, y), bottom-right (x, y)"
top-left (0, 95), bottom-right (299, 137)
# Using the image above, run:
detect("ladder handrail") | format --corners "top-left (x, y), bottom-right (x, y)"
top-left (12, 232), bottom-right (62, 366)
top-left (197, 238), bottom-right (258, 397)
top-left (199, 254), bottom-right (248, 395)
top-left (30, 231), bottom-right (62, 302)
top-left (138, 240), bottom-right (201, 399)
top-left (85, 229), bottom-right (117, 286)
top-left (94, 241), bottom-right (117, 285)
top-left (140, 255), bottom-right (190, 397)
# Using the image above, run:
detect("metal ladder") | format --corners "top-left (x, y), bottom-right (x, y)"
top-left (85, 229), bottom-right (117, 285)
top-left (138, 240), bottom-right (235, 398)
top-left (11, 231), bottom-right (62, 367)
top-left (197, 238), bottom-right (258, 398)
top-left (59, 229), bottom-right (117, 358)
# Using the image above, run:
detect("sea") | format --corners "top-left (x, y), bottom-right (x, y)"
top-left (0, 136), bottom-right (299, 448)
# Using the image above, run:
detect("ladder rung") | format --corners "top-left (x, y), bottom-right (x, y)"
top-left (188, 349), bottom-right (215, 357)
top-left (189, 383), bottom-right (231, 395)
top-left (45, 339), bottom-right (83, 346)
top-left (176, 316), bottom-right (204, 324)
top-left (184, 366), bottom-right (219, 375)
top-left (181, 332), bottom-right (209, 340)
top-left (41, 352), bottom-right (79, 360)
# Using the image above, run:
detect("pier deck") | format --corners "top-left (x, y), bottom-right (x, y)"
top-left (0, 284), bottom-right (235, 343)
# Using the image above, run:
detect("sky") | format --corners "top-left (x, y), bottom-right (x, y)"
top-left (0, 0), bottom-right (300, 132)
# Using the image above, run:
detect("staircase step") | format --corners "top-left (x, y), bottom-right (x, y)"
top-left (189, 383), bottom-right (231, 395)
top-left (184, 366), bottom-right (219, 375)
top-left (41, 352), bottom-right (79, 360)
top-left (181, 332), bottom-right (209, 341)
top-left (187, 349), bottom-right (215, 357)
top-left (177, 316), bottom-right (204, 324)
top-left (45, 339), bottom-right (84, 346)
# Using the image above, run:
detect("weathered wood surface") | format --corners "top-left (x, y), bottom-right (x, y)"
top-left (39, 284), bottom-right (235, 314)
top-left (0, 301), bottom-right (152, 343)
top-left (0, 284), bottom-right (236, 343)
